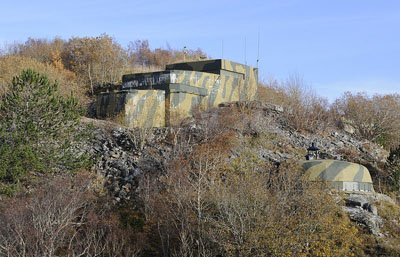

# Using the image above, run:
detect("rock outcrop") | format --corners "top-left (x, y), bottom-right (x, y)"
top-left (82, 124), bottom-right (172, 202)
top-left (81, 101), bottom-right (389, 203)
top-left (343, 193), bottom-right (387, 236)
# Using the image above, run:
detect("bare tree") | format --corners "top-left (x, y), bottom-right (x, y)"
top-left (333, 92), bottom-right (400, 147)
top-left (0, 174), bottom-right (141, 257)
top-left (258, 73), bottom-right (331, 133)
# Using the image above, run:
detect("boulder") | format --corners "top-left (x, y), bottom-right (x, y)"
top-left (343, 206), bottom-right (383, 235)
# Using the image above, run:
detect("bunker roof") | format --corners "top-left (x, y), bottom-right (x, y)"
top-left (302, 160), bottom-right (373, 183)
top-left (165, 59), bottom-right (255, 75)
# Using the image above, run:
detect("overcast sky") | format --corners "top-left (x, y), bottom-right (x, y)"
top-left (1, 0), bottom-right (399, 101)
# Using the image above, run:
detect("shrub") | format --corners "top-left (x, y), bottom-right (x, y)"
top-left (0, 69), bottom-right (89, 185)
top-left (333, 92), bottom-right (400, 148)
top-left (0, 174), bottom-right (142, 256)
top-left (258, 74), bottom-right (332, 133)
top-left (146, 156), bottom-right (360, 256)
top-left (62, 34), bottom-right (127, 95)
top-left (139, 110), bottom-right (360, 256)
top-left (208, 161), bottom-right (360, 257)
top-left (0, 55), bottom-right (86, 104)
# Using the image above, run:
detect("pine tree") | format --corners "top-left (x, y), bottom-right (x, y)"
top-left (0, 69), bottom-right (89, 185)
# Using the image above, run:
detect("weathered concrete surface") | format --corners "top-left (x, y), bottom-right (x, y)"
top-left (97, 90), bottom-right (165, 127)
top-left (97, 59), bottom-right (258, 127)
top-left (302, 160), bottom-right (375, 192)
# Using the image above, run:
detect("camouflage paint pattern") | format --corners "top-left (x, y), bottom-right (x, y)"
top-left (124, 90), bottom-right (165, 127)
top-left (99, 59), bottom-right (258, 127)
top-left (97, 90), bottom-right (165, 127)
top-left (301, 160), bottom-right (374, 192)
top-left (166, 59), bottom-right (258, 100)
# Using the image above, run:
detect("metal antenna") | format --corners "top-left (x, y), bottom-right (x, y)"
top-left (222, 39), bottom-right (224, 59)
top-left (256, 26), bottom-right (260, 69)
top-left (244, 37), bottom-right (247, 65)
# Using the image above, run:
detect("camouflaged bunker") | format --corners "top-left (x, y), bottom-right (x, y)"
top-left (302, 160), bottom-right (375, 192)
top-left (96, 59), bottom-right (258, 127)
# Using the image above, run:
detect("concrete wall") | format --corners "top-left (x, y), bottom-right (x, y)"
top-left (97, 90), bottom-right (165, 127)
top-left (97, 59), bottom-right (258, 127)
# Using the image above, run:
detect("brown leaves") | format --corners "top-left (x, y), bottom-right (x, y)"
top-left (258, 74), bottom-right (332, 134)
top-left (0, 55), bottom-right (84, 103)
top-left (127, 40), bottom-right (207, 69)
top-left (333, 92), bottom-right (400, 148)
top-left (63, 34), bottom-right (127, 94)
top-left (0, 174), bottom-right (141, 257)
top-left (137, 107), bottom-right (360, 256)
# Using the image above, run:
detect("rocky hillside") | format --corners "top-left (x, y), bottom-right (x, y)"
top-left (82, 101), bottom-right (388, 202)
top-left (79, 101), bottom-right (400, 255)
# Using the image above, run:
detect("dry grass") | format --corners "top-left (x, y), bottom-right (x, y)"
top-left (0, 55), bottom-right (88, 106)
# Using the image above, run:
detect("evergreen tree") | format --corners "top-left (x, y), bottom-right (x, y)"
top-left (0, 69), bottom-right (89, 184)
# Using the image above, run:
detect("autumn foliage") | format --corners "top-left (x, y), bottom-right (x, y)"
top-left (1, 35), bottom-right (207, 103)
top-left (0, 55), bottom-right (80, 99)
top-left (258, 74), bottom-right (331, 134)
top-left (134, 108), bottom-right (360, 256)
top-left (332, 92), bottom-right (400, 148)
top-left (258, 76), bottom-right (400, 149)
top-left (62, 34), bottom-right (127, 95)
top-left (0, 174), bottom-right (142, 256)
top-left (2, 35), bottom-right (400, 256)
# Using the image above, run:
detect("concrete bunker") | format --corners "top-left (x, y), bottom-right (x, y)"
top-left (302, 160), bottom-right (375, 192)
top-left (96, 59), bottom-right (258, 127)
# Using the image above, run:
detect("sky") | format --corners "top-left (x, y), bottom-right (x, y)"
top-left (1, 0), bottom-right (399, 102)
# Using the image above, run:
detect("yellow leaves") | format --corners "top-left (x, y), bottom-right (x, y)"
top-left (0, 55), bottom-right (85, 103)
top-left (377, 201), bottom-right (400, 240)
top-left (306, 209), bottom-right (360, 257)
top-left (49, 50), bottom-right (63, 70)
top-left (63, 34), bottom-right (127, 90)
top-left (215, 157), bottom-right (361, 256)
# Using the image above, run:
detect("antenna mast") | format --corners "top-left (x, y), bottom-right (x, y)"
top-left (222, 40), bottom-right (224, 59)
top-left (257, 27), bottom-right (260, 69)
top-left (244, 37), bottom-right (247, 65)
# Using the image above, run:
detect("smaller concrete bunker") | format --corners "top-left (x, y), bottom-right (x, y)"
top-left (96, 59), bottom-right (258, 127)
top-left (302, 160), bottom-right (375, 192)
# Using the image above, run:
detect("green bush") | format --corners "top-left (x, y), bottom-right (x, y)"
top-left (0, 69), bottom-right (89, 184)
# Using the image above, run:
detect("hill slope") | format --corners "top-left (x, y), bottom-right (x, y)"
top-left (81, 101), bottom-right (400, 256)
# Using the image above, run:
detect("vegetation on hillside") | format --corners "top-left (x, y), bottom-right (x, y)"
top-left (1, 35), bottom-right (206, 103)
top-left (0, 55), bottom-right (80, 99)
top-left (0, 35), bottom-right (400, 256)
top-left (134, 110), bottom-right (361, 256)
top-left (0, 173), bottom-right (142, 256)
top-left (0, 70), bottom-right (90, 194)
top-left (258, 77), bottom-right (400, 193)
